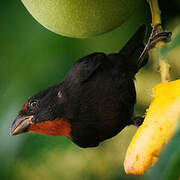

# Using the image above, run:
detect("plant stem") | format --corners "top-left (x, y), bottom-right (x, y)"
top-left (148, 0), bottom-right (161, 27)
top-left (147, 0), bottom-right (170, 82)
top-left (159, 60), bottom-right (170, 82)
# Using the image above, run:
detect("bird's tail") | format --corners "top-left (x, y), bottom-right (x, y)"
top-left (119, 25), bottom-right (148, 74)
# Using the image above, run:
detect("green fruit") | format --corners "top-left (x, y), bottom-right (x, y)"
top-left (22, 0), bottom-right (142, 38)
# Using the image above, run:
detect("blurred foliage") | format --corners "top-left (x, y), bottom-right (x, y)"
top-left (0, 1), bottom-right (179, 180)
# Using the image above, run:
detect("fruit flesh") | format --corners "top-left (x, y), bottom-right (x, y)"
top-left (124, 79), bottom-right (180, 174)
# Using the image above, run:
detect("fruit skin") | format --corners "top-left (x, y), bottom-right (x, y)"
top-left (21, 0), bottom-right (142, 38)
top-left (124, 79), bottom-right (180, 174)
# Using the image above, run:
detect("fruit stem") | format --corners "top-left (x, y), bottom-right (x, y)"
top-left (148, 0), bottom-right (161, 27)
top-left (147, 0), bottom-right (170, 82)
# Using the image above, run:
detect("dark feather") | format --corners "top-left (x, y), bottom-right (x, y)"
top-left (13, 25), bottom-right (148, 148)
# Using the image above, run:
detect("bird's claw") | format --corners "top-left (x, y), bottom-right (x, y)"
top-left (137, 24), bottom-right (172, 69)
top-left (146, 24), bottom-right (172, 50)
top-left (132, 116), bottom-right (144, 127)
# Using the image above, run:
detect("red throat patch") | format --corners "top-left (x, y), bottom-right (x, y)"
top-left (27, 119), bottom-right (71, 138)
top-left (22, 103), bottom-right (28, 111)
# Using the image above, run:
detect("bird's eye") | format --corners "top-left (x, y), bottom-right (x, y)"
top-left (29, 100), bottom-right (38, 108)
top-left (58, 90), bottom-right (62, 98)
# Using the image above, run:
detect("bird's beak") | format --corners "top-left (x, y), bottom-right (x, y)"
top-left (11, 115), bottom-right (34, 136)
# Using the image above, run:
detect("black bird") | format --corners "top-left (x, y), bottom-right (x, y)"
top-left (11, 24), bottom-right (171, 148)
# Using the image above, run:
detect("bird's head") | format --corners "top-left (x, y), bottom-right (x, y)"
top-left (11, 83), bottom-right (71, 138)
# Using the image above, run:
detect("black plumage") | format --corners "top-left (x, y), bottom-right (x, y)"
top-left (11, 25), bottom-right (148, 148)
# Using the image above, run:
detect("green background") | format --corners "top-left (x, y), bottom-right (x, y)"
top-left (0, 1), bottom-right (180, 180)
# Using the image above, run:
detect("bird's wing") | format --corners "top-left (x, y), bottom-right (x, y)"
top-left (64, 52), bottom-right (106, 84)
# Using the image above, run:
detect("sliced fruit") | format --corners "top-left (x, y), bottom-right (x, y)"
top-left (124, 79), bottom-right (180, 174)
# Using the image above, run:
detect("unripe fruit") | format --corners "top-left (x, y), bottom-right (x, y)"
top-left (22, 0), bottom-right (142, 38)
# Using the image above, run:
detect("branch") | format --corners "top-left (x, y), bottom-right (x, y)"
top-left (147, 0), bottom-right (170, 82)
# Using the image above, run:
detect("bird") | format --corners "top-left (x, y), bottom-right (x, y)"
top-left (11, 24), bottom-right (171, 148)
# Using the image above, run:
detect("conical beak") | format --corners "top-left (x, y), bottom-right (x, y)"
top-left (11, 115), bottom-right (34, 136)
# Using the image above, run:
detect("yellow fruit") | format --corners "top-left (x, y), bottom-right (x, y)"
top-left (124, 79), bottom-right (180, 174)
top-left (22, 0), bottom-right (142, 38)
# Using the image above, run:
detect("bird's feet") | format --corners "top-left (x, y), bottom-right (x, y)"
top-left (137, 24), bottom-right (172, 69)
top-left (132, 116), bottom-right (144, 127)
top-left (146, 23), bottom-right (172, 51)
